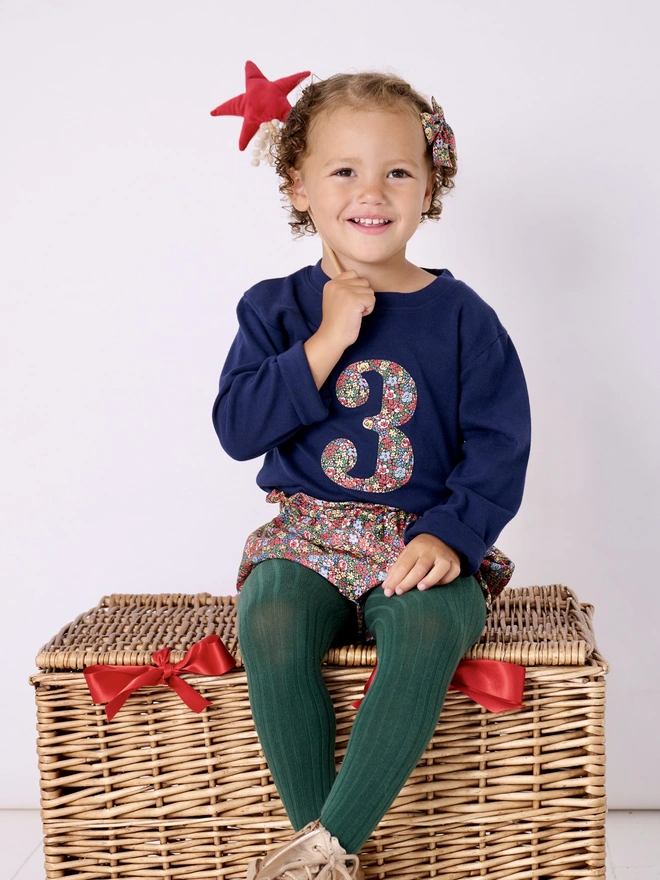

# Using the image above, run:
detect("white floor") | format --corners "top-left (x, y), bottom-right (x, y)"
top-left (3, 810), bottom-right (659, 879)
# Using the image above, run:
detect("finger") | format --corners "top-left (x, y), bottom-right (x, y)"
top-left (417, 558), bottom-right (454, 590)
top-left (382, 557), bottom-right (406, 586)
top-left (393, 559), bottom-right (437, 595)
top-left (383, 550), bottom-right (418, 596)
top-left (435, 558), bottom-right (462, 586)
top-left (381, 560), bottom-right (412, 596)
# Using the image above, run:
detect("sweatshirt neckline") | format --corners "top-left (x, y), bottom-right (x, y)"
top-left (308, 260), bottom-right (449, 310)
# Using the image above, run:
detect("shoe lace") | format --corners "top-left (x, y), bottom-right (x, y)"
top-left (271, 838), bottom-right (361, 880)
top-left (313, 848), bottom-right (361, 880)
top-left (275, 851), bottom-right (327, 880)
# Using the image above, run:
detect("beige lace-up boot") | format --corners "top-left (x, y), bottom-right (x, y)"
top-left (246, 819), bottom-right (364, 880)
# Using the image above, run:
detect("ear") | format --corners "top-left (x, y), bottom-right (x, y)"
top-left (288, 167), bottom-right (310, 212)
top-left (422, 168), bottom-right (437, 213)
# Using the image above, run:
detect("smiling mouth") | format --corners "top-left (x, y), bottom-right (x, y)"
top-left (347, 218), bottom-right (393, 235)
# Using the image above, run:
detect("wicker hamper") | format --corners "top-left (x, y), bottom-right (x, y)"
top-left (31, 585), bottom-right (608, 879)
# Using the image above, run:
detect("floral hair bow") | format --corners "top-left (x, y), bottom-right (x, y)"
top-left (420, 96), bottom-right (457, 168)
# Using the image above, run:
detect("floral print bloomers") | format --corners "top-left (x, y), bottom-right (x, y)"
top-left (237, 490), bottom-right (514, 644)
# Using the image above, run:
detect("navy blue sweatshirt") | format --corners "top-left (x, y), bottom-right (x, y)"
top-left (212, 260), bottom-right (532, 578)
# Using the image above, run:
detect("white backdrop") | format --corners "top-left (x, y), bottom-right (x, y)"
top-left (2, 0), bottom-right (658, 808)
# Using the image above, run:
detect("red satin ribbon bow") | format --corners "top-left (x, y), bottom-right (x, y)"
top-left (83, 634), bottom-right (236, 721)
top-left (351, 658), bottom-right (525, 712)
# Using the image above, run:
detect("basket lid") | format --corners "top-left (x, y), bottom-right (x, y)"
top-left (35, 585), bottom-right (601, 671)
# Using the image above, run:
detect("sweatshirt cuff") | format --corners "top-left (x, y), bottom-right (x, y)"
top-left (404, 514), bottom-right (487, 576)
top-left (278, 339), bottom-right (332, 425)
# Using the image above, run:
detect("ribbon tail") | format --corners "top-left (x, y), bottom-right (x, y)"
top-left (351, 666), bottom-right (378, 710)
top-left (448, 659), bottom-right (526, 712)
top-left (167, 674), bottom-right (212, 714)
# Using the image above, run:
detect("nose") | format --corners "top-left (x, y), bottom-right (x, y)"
top-left (357, 176), bottom-right (386, 204)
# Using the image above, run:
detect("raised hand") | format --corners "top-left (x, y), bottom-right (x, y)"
top-left (319, 269), bottom-right (376, 350)
top-left (303, 269), bottom-right (376, 390)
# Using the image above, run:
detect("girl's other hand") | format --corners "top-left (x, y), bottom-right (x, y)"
top-left (381, 534), bottom-right (462, 597)
top-left (319, 269), bottom-right (375, 350)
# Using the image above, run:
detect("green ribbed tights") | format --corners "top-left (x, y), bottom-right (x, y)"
top-left (236, 558), bottom-right (486, 855)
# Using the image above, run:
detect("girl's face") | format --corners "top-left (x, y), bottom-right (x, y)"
top-left (289, 105), bottom-right (436, 276)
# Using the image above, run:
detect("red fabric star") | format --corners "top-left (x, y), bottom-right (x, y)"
top-left (211, 60), bottom-right (311, 151)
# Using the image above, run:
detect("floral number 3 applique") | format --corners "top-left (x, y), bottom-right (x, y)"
top-left (321, 359), bottom-right (418, 492)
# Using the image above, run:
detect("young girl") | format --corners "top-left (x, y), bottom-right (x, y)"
top-left (212, 71), bottom-right (531, 880)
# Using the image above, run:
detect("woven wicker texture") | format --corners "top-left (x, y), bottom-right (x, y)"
top-left (31, 586), bottom-right (609, 879)
top-left (35, 584), bottom-right (599, 671)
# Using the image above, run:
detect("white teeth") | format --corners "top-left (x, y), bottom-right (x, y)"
top-left (351, 218), bottom-right (390, 225)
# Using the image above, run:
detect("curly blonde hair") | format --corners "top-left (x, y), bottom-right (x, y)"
top-left (270, 70), bottom-right (458, 238)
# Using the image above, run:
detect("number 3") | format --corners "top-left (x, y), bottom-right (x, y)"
top-left (321, 359), bottom-right (417, 492)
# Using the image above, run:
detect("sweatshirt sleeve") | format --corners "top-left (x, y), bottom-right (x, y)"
top-left (403, 331), bottom-right (532, 575)
top-left (212, 295), bottom-right (332, 461)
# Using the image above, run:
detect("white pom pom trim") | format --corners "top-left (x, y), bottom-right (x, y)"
top-left (250, 119), bottom-right (283, 168)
